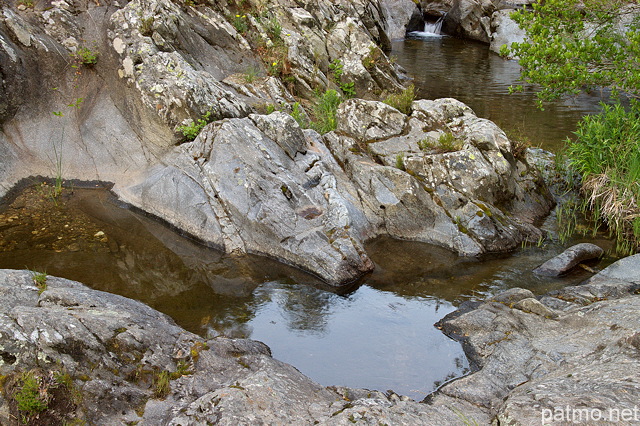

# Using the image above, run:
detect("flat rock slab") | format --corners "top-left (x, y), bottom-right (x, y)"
top-left (533, 242), bottom-right (604, 276)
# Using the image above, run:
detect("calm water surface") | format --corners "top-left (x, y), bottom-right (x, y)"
top-left (0, 37), bottom-right (614, 400)
top-left (394, 35), bottom-right (607, 151)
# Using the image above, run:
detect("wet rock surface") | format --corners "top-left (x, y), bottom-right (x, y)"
top-left (533, 242), bottom-right (604, 276)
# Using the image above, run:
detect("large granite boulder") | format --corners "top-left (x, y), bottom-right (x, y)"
top-left (117, 112), bottom-right (374, 286)
top-left (117, 98), bottom-right (554, 285)
top-left (379, 0), bottom-right (424, 39)
top-left (489, 9), bottom-right (527, 55)
top-left (325, 97), bottom-right (554, 256)
top-left (442, 0), bottom-right (496, 43)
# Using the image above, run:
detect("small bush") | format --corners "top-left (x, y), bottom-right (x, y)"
top-left (139, 17), bottom-right (155, 36)
top-left (176, 111), bottom-right (212, 141)
top-left (383, 84), bottom-right (415, 115)
top-left (329, 59), bottom-right (344, 81)
top-left (73, 47), bottom-right (99, 66)
top-left (15, 372), bottom-right (49, 419)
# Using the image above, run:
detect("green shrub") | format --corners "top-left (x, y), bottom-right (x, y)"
top-left (15, 372), bottom-right (49, 417)
top-left (383, 84), bottom-right (415, 115)
top-left (73, 47), bottom-right (99, 66)
top-left (176, 111), bottom-right (212, 141)
top-left (565, 101), bottom-right (640, 254)
top-left (329, 59), bottom-right (344, 81)
top-left (232, 14), bottom-right (248, 33)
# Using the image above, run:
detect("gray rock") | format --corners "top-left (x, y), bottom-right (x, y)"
top-left (513, 297), bottom-right (558, 318)
top-left (442, 0), bottom-right (496, 43)
top-left (490, 287), bottom-right (535, 304)
top-left (118, 115), bottom-right (374, 286)
top-left (421, 0), bottom-right (455, 18)
top-left (437, 254), bottom-right (640, 424)
top-left (489, 9), bottom-right (526, 55)
top-left (379, 0), bottom-right (423, 39)
top-left (336, 98), bottom-right (407, 141)
top-left (533, 243), bottom-right (604, 276)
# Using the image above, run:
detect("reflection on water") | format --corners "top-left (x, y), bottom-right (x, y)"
top-left (392, 36), bottom-right (607, 151)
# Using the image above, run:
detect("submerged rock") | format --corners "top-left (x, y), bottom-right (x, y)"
top-left (533, 242), bottom-right (604, 276)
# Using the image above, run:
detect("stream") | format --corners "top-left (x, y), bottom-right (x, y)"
top-left (0, 35), bottom-right (616, 400)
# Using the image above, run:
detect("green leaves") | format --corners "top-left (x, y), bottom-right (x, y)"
top-left (506, 0), bottom-right (640, 104)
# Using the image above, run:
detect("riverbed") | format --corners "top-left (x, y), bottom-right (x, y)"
top-left (0, 36), bottom-right (616, 400)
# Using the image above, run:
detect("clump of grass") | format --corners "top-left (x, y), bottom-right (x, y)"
top-left (153, 370), bottom-right (171, 399)
top-left (310, 89), bottom-right (342, 134)
top-left (15, 371), bottom-right (49, 417)
top-left (395, 152), bottom-right (405, 171)
top-left (419, 132), bottom-right (463, 153)
top-left (30, 270), bottom-right (47, 294)
top-left (176, 111), bottom-right (213, 141)
top-left (383, 84), bottom-right (415, 115)
top-left (565, 101), bottom-right (640, 254)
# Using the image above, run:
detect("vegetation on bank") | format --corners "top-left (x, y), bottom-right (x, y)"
top-left (504, 0), bottom-right (640, 254)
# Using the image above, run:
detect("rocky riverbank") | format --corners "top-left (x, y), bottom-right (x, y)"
top-left (1, 254), bottom-right (639, 424)
top-left (1, 0), bottom-right (553, 285)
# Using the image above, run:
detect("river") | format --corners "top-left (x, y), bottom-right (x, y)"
top-left (0, 35), bottom-right (615, 400)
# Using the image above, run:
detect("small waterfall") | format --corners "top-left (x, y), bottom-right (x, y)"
top-left (423, 16), bottom-right (445, 35)
top-left (409, 14), bottom-right (446, 38)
